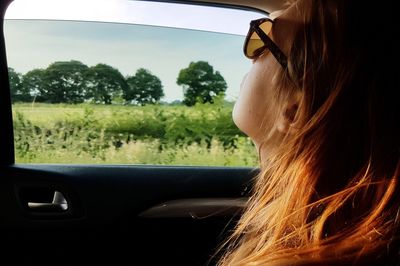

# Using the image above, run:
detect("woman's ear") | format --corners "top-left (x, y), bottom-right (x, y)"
top-left (276, 91), bottom-right (302, 135)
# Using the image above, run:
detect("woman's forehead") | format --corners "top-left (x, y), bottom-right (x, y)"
top-left (270, 0), bottom-right (305, 32)
top-left (269, 2), bottom-right (304, 55)
top-left (269, 10), bottom-right (285, 20)
top-left (269, 0), bottom-right (298, 19)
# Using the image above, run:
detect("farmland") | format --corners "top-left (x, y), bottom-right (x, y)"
top-left (12, 102), bottom-right (258, 166)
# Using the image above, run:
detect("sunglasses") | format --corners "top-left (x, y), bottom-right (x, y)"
top-left (243, 18), bottom-right (288, 69)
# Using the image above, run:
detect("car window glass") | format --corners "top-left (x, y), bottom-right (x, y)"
top-left (4, 0), bottom-right (263, 166)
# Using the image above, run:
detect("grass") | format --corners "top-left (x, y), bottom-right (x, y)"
top-left (12, 103), bottom-right (258, 166)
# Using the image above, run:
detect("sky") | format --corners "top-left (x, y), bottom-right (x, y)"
top-left (3, 0), bottom-right (264, 102)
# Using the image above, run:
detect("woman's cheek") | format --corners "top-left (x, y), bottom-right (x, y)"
top-left (232, 76), bottom-right (261, 139)
top-left (233, 54), bottom-right (276, 141)
top-left (232, 74), bottom-right (251, 131)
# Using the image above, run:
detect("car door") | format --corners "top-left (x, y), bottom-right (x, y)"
top-left (0, 0), bottom-right (264, 265)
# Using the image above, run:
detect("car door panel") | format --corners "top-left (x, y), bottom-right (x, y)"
top-left (0, 164), bottom-right (257, 265)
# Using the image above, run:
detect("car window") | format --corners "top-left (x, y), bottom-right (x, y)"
top-left (4, 0), bottom-right (263, 166)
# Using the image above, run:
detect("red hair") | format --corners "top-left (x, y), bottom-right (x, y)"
top-left (217, 0), bottom-right (400, 264)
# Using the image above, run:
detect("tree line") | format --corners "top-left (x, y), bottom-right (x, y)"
top-left (8, 60), bottom-right (227, 106)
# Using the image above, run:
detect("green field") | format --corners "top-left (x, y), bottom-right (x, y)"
top-left (12, 103), bottom-right (258, 166)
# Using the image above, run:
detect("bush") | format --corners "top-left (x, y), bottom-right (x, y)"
top-left (12, 103), bottom-right (256, 166)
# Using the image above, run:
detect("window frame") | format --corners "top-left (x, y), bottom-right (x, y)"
top-left (1, 0), bottom-right (268, 167)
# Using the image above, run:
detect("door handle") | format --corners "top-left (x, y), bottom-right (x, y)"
top-left (27, 191), bottom-right (68, 212)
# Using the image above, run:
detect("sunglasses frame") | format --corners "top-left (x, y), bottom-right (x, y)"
top-left (244, 18), bottom-right (288, 69)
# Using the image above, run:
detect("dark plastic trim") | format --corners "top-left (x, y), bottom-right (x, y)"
top-left (0, 0), bottom-right (15, 166)
top-left (136, 0), bottom-right (268, 14)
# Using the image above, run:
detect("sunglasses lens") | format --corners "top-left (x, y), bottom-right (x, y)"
top-left (259, 20), bottom-right (273, 34)
top-left (245, 20), bottom-right (273, 58)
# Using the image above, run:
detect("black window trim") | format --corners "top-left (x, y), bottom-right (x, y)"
top-left (0, 0), bottom-right (14, 166)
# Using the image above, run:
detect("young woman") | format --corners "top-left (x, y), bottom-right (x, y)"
top-left (218, 0), bottom-right (400, 265)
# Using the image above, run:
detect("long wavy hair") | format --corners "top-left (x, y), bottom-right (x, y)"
top-left (217, 0), bottom-right (400, 265)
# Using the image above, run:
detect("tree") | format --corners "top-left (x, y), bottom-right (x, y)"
top-left (22, 68), bottom-right (47, 102)
top-left (85, 63), bottom-right (128, 104)
top-left (8, 67), bottom-right (31, 102)
top-left (124, 68), bottom-right (164, 105)
top-left (41, 60), bottom-right (89, 103)
top-left (177, 61), bottom-right (227, 106)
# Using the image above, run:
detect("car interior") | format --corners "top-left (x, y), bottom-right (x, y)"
top-left (3, 0), bottom-right (398, 265)
top-left (0, 0), bottom-right (280, 265)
